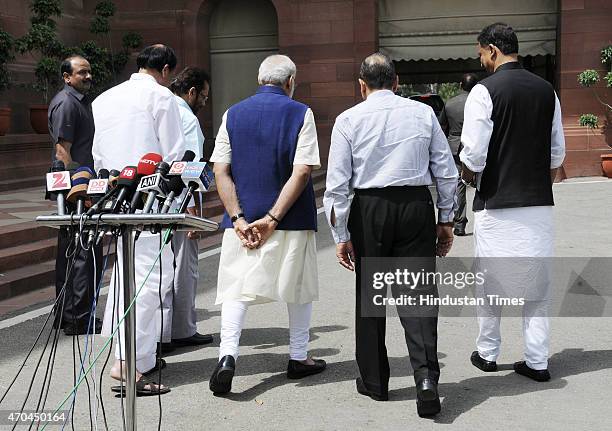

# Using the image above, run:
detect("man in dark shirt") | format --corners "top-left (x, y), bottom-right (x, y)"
top-left (439, 73), bottom-right (479, 236)
top-left (48, 55), bottom-right (102, 335)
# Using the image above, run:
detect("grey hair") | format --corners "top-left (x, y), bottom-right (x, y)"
top-left (258, 55), bottom-right (296, 86)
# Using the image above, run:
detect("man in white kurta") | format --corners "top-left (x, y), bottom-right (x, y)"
top-left (167, 66), bottom-right (214, 346)
top-left (460, 24), bottom-right (566, 382)
top-left (93, 44), bottom-right (185, 392)
top-left (208, 55), bottom-right (326, 394)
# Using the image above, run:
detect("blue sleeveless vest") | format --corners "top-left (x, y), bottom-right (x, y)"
top-left (220, 85), bottom-right (317, 231)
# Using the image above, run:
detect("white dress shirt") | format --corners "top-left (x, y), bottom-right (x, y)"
top-left (92, 73), bottom-right (186, 172)
top-left (323, 90), bottom-right (458, 244)
top-left (211, 107), bottom-right (321, 168)
top-left (174, 95), bottom-right (204, 160)
top-left (460, 83), bottom-right (566, 175)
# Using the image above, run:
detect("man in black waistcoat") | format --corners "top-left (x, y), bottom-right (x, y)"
top-left (460, 23), bottom-right (565, 382)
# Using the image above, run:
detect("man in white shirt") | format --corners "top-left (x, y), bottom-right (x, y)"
top-left (324, 52), bottom-right (457, 417)
top-left (93, 44), bottom-right (185, 395)
top-left (167, 66), bottom-right (214, 348)
top-left (460, 23), bottom-right (565, 382)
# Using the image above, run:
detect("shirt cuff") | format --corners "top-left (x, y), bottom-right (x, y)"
top-left (459, 151), bottom-right (484, 173)
top-left (438, 209), bottom-right (454, 224)
top-left (331, 225), bottom-right (351, 244)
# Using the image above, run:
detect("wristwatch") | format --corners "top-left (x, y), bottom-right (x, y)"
top-left (230, 213), bottom-right (245, 223)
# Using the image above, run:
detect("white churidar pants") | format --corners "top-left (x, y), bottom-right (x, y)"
top-left (474, 206), bottom-right (553, 371)
top-left (102, 232), bottom-right (174, 373)
top-left (219, 301), bottom-right (313, 361)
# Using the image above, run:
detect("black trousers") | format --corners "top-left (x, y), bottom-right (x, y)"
top-left (349, 186), bottom-right (440, 396)
top-left (453, 162), bottom-right (468, 229)
top-left (55, 228), bottom-right (103, 327)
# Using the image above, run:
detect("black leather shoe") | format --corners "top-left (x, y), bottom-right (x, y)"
top-left (416, 378), bottom-right (440, 417)
top-left (157, 342), bottom-right (176, 354)
top-left (286, 359), bottom-right (326, 379)
top-left (471, 351), bottom-right (498, 372)
top-left (514, 361), bottom-right (551, 382)
top-left (172, 333), bottom-right (213, 346)
top-left (63, 318), bottom-right (102, 336)
top-left (209, 355), bottom-right (235, 394)
top-left (453, 226), bottom-right (467, 236)
top-left (355, 378), bottom-right (388, 401)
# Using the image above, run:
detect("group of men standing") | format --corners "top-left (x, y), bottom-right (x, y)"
top-left (47, 21), bottom-right (565, 417)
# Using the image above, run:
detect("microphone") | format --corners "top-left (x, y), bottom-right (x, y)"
top-left (87, 169), bottom-right (110, 204)
top-left (160, 150), bottom-right (196, 213)
top-left (140, 162), bottom-right (170, 214)
top-left (46, 160), bottom-right (72, 215)
top-left (177, 159), bottom-right (214, 214)
top-left (66, 167), bottom-right (94, 215)
top-left (112, 166), bottom-right (139, 213)
top-left (109, 169), bottom-right (120, 187)
top-left (129, 153), bottom-right (163, 213)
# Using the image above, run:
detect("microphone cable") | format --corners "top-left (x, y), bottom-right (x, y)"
top-left (41, 226), bottom-right (174, 431)
top-left (156, 233), bottom-right (164, 431)
top-left (7, 220), bottom-right (81, 430)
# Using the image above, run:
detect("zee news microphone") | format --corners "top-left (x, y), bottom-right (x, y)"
top-left (160, 150), bottom-right (196, 214)
top-left (46, 160), bottom-right (71, 215)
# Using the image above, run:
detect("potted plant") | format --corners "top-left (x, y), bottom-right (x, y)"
top-left (577, 44), bottom-right (612, 177)
top-left (16, 0), bottom-right (64, 134)
top-left (0, 25), bottom-right (14, 136)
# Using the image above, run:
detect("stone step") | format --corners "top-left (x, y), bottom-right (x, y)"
top-left (0, 260), bottom-right (56, 301)
top-left (0, 238), bottom-right (57, 272)
top-left (0, 222), bottom-right (57, 249)
top-left (0, 176), bottom-right (45, 192)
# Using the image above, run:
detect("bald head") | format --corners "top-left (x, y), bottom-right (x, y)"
top-left (258, 55), bottom-right (296, 87)
top-left (359, 52), bottom-right (396, 90)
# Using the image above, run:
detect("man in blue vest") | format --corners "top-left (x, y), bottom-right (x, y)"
top-left (209, 54), bottom-right (326, 394)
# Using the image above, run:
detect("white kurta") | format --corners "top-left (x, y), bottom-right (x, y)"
top-left (93, 73), bottom-right (186, 373)
top-left (210, 107), bottom-right (320, 305)
top-left (460, 80), bottom-right (566, 371)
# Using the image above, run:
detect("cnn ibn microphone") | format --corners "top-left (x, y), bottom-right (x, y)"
top-left (140, 161), bottom-right (170, 214)
top-left (177, 159), bottom-right (214, 214)
top-left (46, 160), bottom-right (71, 215)
top-left (160, 150), bottom-right (196, 213)
top-left (66, 167), bottom-right (95, 215)
top-left (129, 152), bottom-right (163, 213)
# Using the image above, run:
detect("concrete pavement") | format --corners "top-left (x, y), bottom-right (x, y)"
top-left (0, 178), bottom-right (611, 430)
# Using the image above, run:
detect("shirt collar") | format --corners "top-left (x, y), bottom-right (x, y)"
top-left (495, 61), bottom-right (523, 73)
top-left (64, 84), bottom-right (86, 101)
top-left (366, 89), bottom-right (395, 100)
top-left (174, 94), bottom-right (192, 111)
top-left (256, 85), bottom-right (288, 96)
top-left (130, 73), bottom-right (159, 84)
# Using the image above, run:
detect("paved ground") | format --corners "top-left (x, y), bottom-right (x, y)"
top-left (0, 178), bottom-right (611, 430)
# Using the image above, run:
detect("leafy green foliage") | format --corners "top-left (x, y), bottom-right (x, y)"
top-left (604, 71), bottom-right (612, 88)
top-left (579, 114), bottom-right (599, 129)
top-left (578, 69), bottom-right (600, 88)
top-left (437, 82), bottom-right (461, 102)
top-left (601, 45), bottom-right (612, 67)
top-left (122, 32), bottom-right (143, 50)
top-left (0, 27), bottom-right (14, 93)
top-left (94, 0), bottom-right (116, 18)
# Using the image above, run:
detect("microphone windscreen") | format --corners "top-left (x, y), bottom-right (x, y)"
top-left (67, 167), bottom-right (93, 202)
top-left (182, 150), bottom-right (196, 162)
top-left (51, 160), bottom-right (65, 172)
top-left (97, 169), bottom-right (110, 179)
top-left (109, 169), bottom-right (120, 187)
top-left (137, 153), bottom-right (163, 176)
top-left (156, 161), bottom-right (171, 176)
